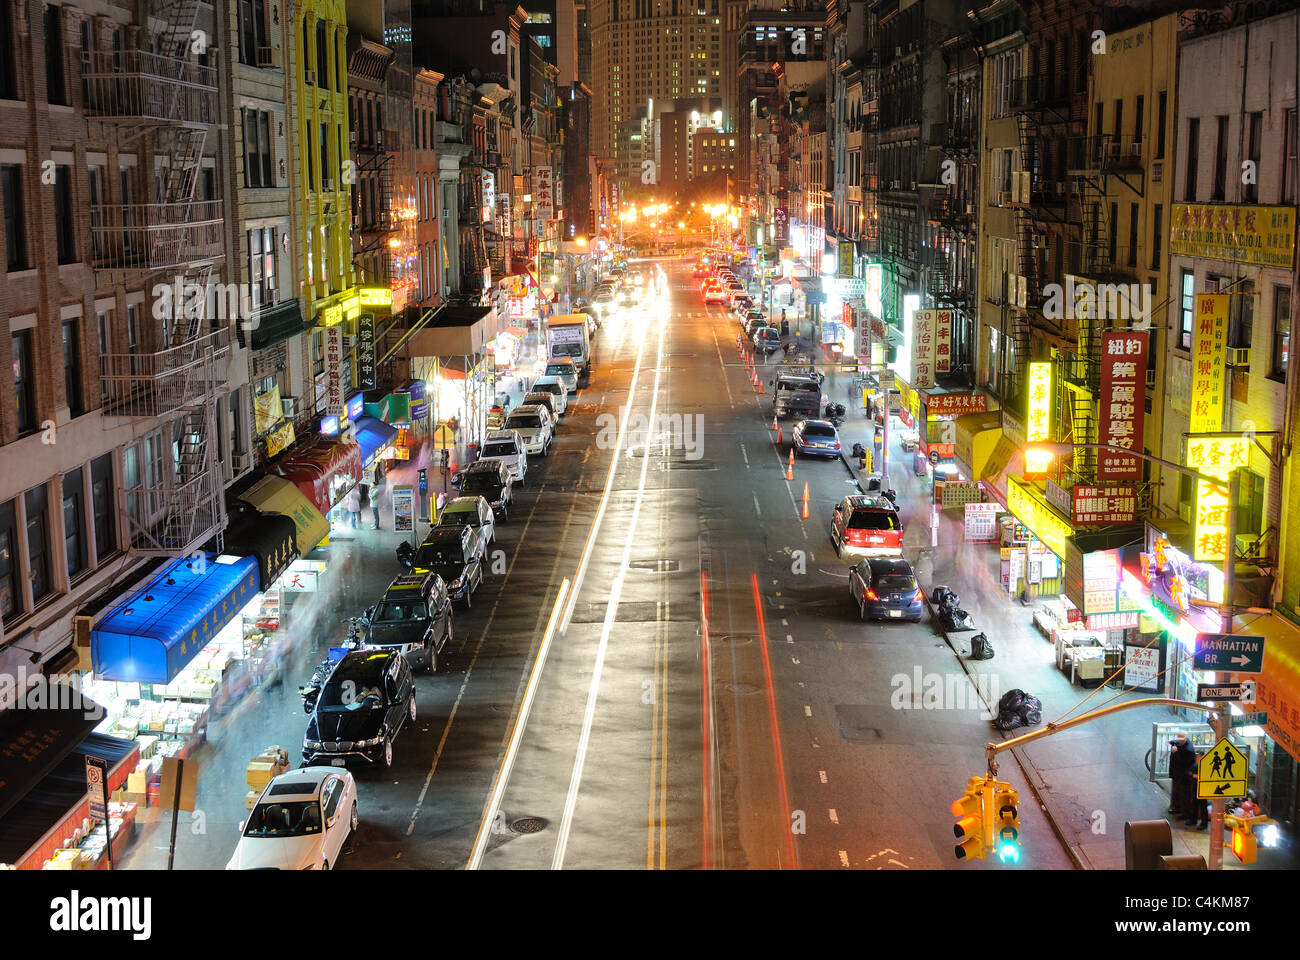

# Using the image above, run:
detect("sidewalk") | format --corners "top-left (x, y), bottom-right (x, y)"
top-left (819, 362), bottom-right (1283, 870)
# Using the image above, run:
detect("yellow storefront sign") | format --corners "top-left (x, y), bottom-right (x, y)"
top-left (254, 386), bottom-right (283, 434)
top-left (360, 286), bottom-right (393, 307)
top-left (1170, 203), bottom-right (1296, 269)
top-left (1007, 477), bottom-right (1072, 559)
top-left (1186, 436), bottom-right (1245, 564)
top-left (265, 420), bottom-right (296, 458)
top-left (1025, 362), bottom-right (1052, 473)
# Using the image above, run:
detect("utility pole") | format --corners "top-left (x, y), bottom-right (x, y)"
top-left (1209, 468), bottom-right (1241, 870)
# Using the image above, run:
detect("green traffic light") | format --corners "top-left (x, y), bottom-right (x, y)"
top-left (998, 843), bottom-right (1020, 863)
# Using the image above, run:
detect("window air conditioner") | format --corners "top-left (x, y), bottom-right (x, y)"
top-left (232, 452), bottom-right (252, 473)
top-left (304, 69), bottom-right (316, 86)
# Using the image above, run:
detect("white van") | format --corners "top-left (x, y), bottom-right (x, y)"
top-left (530, 376), bottom-right (569, 417)
top-left (504, 405), bottom-right (554, 456)
top-left (477, 429), bottom-right (528, 484)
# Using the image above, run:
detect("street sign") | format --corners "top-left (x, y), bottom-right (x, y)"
top-left (84, 756), bottom-right (107, 820)
top-left (1196, 737), bottom-right (1248, 800)
top-left (432, 425), bottom-right (455, 450)
top-left (1230, 712), bottom-right (1268, 728)
top-left (1193, 633), bottom-right (1265, 674)
top-left (1197, 682), bottom-right (1256, 702)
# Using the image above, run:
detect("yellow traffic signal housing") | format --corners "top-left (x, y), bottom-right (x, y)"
top-left (993, 784), bottom-right (1021, 863)
top-left (952, 776), bottom-right (990, 861)
top-left (1224, 817), bottom-right (1258, 865)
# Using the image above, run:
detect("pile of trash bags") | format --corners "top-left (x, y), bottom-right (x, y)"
top-left (993, 689), bottom-right (1042, 731)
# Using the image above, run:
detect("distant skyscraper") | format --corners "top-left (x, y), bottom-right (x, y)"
top-left (588, 0), bottom-right (729, 186)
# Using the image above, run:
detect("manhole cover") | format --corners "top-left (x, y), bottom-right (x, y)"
top-left (663, 461), bottom-right (717, 471)
top-left (510, 817), bottom-right (548, 835)
top-left (719, 682), bottom-right (761, 695)
top-left (628, 558), bottom-right (680, 572)
top-left (840, 726), bottom-right (881, 742)
top-left (712, 634), bottom-right (756, 645)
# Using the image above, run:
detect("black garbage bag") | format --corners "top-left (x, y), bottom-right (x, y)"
top-left (969, 633), bottom-right (994, 660)
top-left (993, 688), bottom-right (1042, 729)
top-left (851, 442), bottom-right (866, 459)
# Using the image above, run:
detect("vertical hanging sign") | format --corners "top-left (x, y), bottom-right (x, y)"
top-left (324, 323), bottom-right (345, 418)
top-left (357, 313), bottom-right (376, 390)
top-left (534, 166), bottom-right (555, 220)
top-left (1097, 331), bottom-right (1148, 480)
top-left (934, 309), bottom-right (954, 375)
top-left (1190, 293), bottom-right (1228, 434)
top-left (911, 309), bottom-right (938, 388)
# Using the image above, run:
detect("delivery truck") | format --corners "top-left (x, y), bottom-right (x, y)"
top-left (545, 314), bottom-right (591, 386)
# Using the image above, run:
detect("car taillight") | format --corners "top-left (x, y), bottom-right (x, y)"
top-left (833, 442), bottom-right (841, 449)
top-left (865, 588), bottom-right (878, 601)
top-left (913, 589), bottom-right (924, 602)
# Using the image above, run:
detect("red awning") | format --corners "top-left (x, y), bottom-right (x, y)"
top-left (504, 325), bottom-right (527, 338)
top-left (268, 435), bottom-right (362, 516)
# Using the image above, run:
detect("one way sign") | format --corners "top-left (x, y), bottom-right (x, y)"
top-left (1193, 634), bottom-right (1265, 674)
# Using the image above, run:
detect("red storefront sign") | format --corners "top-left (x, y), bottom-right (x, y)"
top-left (1072, 484), bottom-right (1139, 524)
top-left (924, 392), bottom-right (988, 417)
top-left (1097, 331), bottom-right (1148, 481)
top-left (934, 309), bottom-right (954, 374)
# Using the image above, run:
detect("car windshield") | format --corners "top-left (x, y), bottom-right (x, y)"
top-left (759, 330), bottom-right (779, 340)
top-left (803, 423), bottom-right (836, 437)
top-left (319, 677), bottom-right (385, 710)
top-left (244, 800), bottom-right (322, 838)
top-left (439, 510), bottom-right (477, 527)
top-left (848, 511), bottom-right (900, 530)
top-left (877, 574), bottom-right (918, 591)
top-left (460, 475), bottom-right (500, 497)
top-left (778, 381), bottom-right (818, 393)
top-left (414, 544), bottom-right (464, 567)
top-left (546, 366), bottom-right (572, 377)
top-left (482, 442), bottom-right (516, 458)
top-left (373, 600), bottom-right (426, 623)
top-left (552, 343), bottom-right (582, 357)
top-left (507, 415), bottom-right (542, 428)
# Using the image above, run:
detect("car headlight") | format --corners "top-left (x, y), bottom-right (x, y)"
top-left (306, 741), bottom-right (322, 750)
top-left (451, 576), bottom-right (465, 589)
top-left (357, 736), bottom-right (385, 747)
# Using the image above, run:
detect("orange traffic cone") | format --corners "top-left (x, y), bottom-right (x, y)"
top-left (772, 414), bottom-right (778, 431)
top-left (776, 426), bottom-right (783, 444)
top-left (757, 379), bottom-right (764, 395)
top-left (785, 448), bottom-right (794, 481)
top-left (801, 500), bottom-right (809, 520)
top-left (801, 482), bottom-right (810, 502)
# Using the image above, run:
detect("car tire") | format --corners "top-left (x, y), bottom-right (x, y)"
top-left (426, 642), bottom-right (437, 674)
top-left (322, 859), bottom-right (331, 871)
top-left (383, 740), bottom-right (393, 767)
top-left (858, 597), bottom-right (867, 621)
top-left (349, 802), bottom-right (358, 837)
top-left (461, 590), bottom-right (472, 610)
top-left (409, 696), bottom-right (417, 722)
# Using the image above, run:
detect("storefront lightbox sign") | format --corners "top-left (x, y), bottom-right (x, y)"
top-left (324, 324), bottom-right (345, 418)
top-left (1190, 294), bottom-right (1229, 434)
top-left (359, 287), bottom-right (393, 308)
top-left (926, 393), bottom-right (987, 417)
top-left (320, 416), bottom-right (340, 436)
top-left (911, 309), bottom-right (938, 389)
top-left (1006, 477), bottom-right (1071, 559)
top-left (408, 380), bottom-right (429, 422)
top-left (1097, 331), bottom-right (1147, 480)
top-left (895, 293), bottom-right (920, 383)
top-left (1186, 436), bottom-right (1246, 563)
top-left (1025, 362), bottom-right (1052, 474)
top-left (482, 171), bottom-right (496, 223)
top-left (357, 314), bottom-right (376, 391)
top-left (934, 309), bottom-right (954, 375)
top-left (345, 393), bottom-right (365, 424)
top-left (281, 569), bottom-right (318, 592)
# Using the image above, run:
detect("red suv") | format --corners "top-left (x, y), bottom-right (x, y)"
top-left (830, 495), bottom-right (904, 558)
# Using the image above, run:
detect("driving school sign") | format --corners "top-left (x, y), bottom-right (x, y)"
top-left (1097, 331), bottom-right (1147, 480)
top-left (924, 393), bottom-right (987, 418)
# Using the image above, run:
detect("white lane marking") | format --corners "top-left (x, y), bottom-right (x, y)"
top-left (781, 619), bottom-right (788, 626)
top-left (785, 634), bottom-right (793, 644)
top-left (467, 579), bottom-right (571, 868)
top-left (828, 809), bottom-right (839, 824)
top-left (552, 306), bottom-right (669, 870)
top-left (740, 443), bottom-right (749, 468)
top-left (753, 493), bottom-right (762, 517)
top-left (710, 326), bottom-right (735, 408)
top-left (802, 704), bottom-right (812, 717)
top-left (838, 850), bottom-right (850, 867)
top-left (819, 770), bottom-right (828, 784)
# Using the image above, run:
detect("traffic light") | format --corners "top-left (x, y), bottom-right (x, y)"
top-left (993, 784), bottom-right (1021, 863)
top-left (1224, 816), bottom-right (1258, 865)
top-left (952, 776), bottom-right (989, 861)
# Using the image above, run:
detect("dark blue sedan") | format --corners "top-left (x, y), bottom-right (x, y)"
top-left (848, 558), bottom-right (924, 622)
top-left (792, 419), bottom-right (842, 458)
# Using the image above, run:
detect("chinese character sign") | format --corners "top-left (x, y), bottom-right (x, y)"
top-left (838, 240), bottom-right (854, 278)
top-left (482, 171), bottom-right (495, 223)
top-left (499, 193), bottom-right (512, 237)
top-left (1185, 436), bottom-right (1246, 564)
top-left (932, 310), bottom-right (954, 375)
top-left (324, 323), bottom-right (345, 418)
top-left (357, 313), bottom-right (376, 391)
top-left (1169, 203), bottom-right (1296, 269)
top-left (1024, 361), bottom-right (1055, 473)
top-left (911, 309), bottom-right (938, 389)
top-left (1072, 484), bottom-right (1138, 524)
top-left (925, 393), bottom-right (987, 417)
top-left (774, 207), bottom-right (789, 242)
top-left (1098, 331), bottom-right (1147, 480)
top-left (1190, 294), bottom-right (1228, 434)
top-left (534, 166), bottom-right (554, 220)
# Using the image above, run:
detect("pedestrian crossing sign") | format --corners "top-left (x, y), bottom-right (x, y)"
top-left (1197, 737), bottom-right (1248, 800)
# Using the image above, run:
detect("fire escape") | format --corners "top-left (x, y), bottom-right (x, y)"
top-left (349, 40), bottom-right (397, 290)
top-left (83, 0), bottom-right (227, 557)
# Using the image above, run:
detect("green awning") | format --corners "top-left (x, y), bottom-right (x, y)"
top-left (250, 299), bottom-right (305, 351)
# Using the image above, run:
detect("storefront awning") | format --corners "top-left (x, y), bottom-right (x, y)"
top-left (980, 434), bottom-right (1021, 505)
top-left (90, 553), bottom-right (259, 684)
top-left (221, 500), bottom-right (299, 590)
top-left (0, 732), bottom-right (137, 868)
top-left (354, 416), bottom-right (399, 467)
top-left (0, 693), bottom-right (107, 823)
top-left (1240, 610), bottom-right (1300, 763)
top-left (236, 474), bottom-right (331, 556)
top-left (1005, 476), bottom-right (1074, 560)
top-left (404, 303), bottom-right (494, 356)
top-left (953, 414), bottom-right (1003, 480)
top-left (268, 435), bottom-right (363, 517)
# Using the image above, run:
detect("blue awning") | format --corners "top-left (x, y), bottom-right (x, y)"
top-left (354, 415), bottom-right (399, 467)
top-left (90, 553), bottom-right (259, 684)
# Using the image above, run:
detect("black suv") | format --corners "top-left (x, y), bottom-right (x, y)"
top-left (363, 571), bottom-right (454, 672)
top-left (458, 459), bottom-right (513, 519)
top-left (398, 525), bottom-right (484, 608)
top-left (303, 649), bottom-right (416, 768)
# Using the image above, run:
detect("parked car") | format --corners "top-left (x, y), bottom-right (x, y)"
top-left (457, 459), bottom-right (513, 519)
top-left (543, 358), bottom-right (579, 394)
top-left (849, 557), bottom-right (924, 622)
top-left (830, 494), bottom-right (905, 558)
top-left (437, 495), bottom-right (497, 553)
top-left (754, 327), bottom-right (783, 355)
top-left (403, 524), bottom-right (484, 607)
top-left (792, 418), bottom-right (842, 457)
top-left (530, 376), bottom-right (569, 416)
top-left (477, 429), bottom-right (527, 484)
top-left (504, 405), bottom-right (554, 456)
top-left (745, 315), bottom-right (770, 339)
top-left (227, 767), bottom-right (357, 870)
top-left (524, 390), bottom-right (562, 423)
top-left (302, 649), bottom-right (416, 769)
top-left (772, 373), bottom-right (823, 419)
top-left (362, 570), bottom-right (453, 672)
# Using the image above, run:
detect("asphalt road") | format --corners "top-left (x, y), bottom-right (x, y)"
top-left (124, 258), bottom-right (1073, 870)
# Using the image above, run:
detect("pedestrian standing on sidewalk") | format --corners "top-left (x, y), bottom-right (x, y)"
top-left (358, 482), bottom-right (371, 527)
top-left (343, 487), bottom-right (362, 528)
top-left (371, 481), bottom-right (385, 530)
top-left (1168, 732), bottom-right (1197, 820)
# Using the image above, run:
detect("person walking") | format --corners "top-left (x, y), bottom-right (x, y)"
top-left (1168, 732), bottom-right (1197, 821)
top-left (371, 481), bottom-right (385, 530)
top-left (358, 482), bottom-right (371, 530)
top-left (342, 487), bottom-right (362, 528)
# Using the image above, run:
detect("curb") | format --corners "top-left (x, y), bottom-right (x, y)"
top-left (835, 447), bottom-right (1086, 870)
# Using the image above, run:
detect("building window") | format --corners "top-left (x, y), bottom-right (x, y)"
top-left (0, 498), bottom-right (17, 621)
top-left (238, 0), bottom-right (269, 67)
top-left (1179, 270), bottom-right (1194, 350)
top-left (2, 163), bottom-right (26, 271)
top-left (316, 20), bottom-right (328, 89)
top-left (62, 318), bottom-right (82, 416)
top-left (90, 453), bottom-right (114, 561)
top-left (1284, 108), bottom-right (1298, 204)
top-left (0, 1), bottom-right (16, 100)
top-left (1128, 203), bottom-right (1138, 267)
top-left (54, 164), bottom-right (75, 264)
top-left (1229, 279), bottom-right (1254, 349)
top-left (248, 227), bottom-right (277, 308)
top-left (1151, 204), bottom-right (1162, 270)
top-left (63, 467), bottom-right (84, 578)
top-left (45, 4), bottom-right (66, 106)
top-left (1212, 115), bottom-right (1228, 201)
top-left (1184, 118), bottom-right (1199, 202)
top-left (96, 309), bottom-right (111, 403)
top-left (12, 329), bottom-right (36, 435)
top-left (1271, 285), bottom-right (1291, 381)
top-left (242, 108), bottom-right (274, 188)
top-left (312, 330), bottom-right (324, 376)
top-left (25, 484), bottom-right (51, 606)
top-left (1155, 91), bottom-right (1167, 159)
top-left (1242, 111), bottom-right (1263, 203)
top-left (126, 303), bottom-right (140, 373)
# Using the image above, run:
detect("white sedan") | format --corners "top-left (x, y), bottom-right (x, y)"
top-left (227, 767), bottom-right (357, 870)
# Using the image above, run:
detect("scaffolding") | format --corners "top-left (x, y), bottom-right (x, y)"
top-left (86, 0), bottom-right (227, 558)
